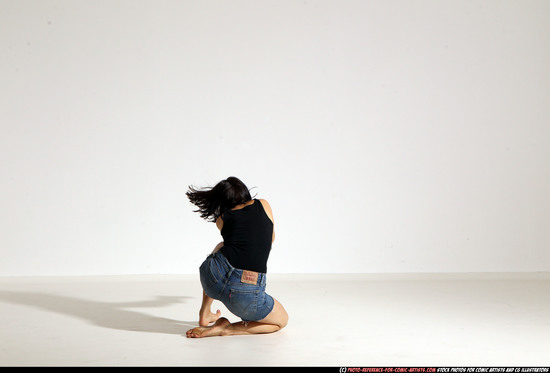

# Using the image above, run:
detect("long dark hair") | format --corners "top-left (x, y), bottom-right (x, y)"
top-left (186, 176), bottom-right (253, 222)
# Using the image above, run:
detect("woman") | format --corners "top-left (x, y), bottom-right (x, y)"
top-left (185, 176), bottom-right (288, 338)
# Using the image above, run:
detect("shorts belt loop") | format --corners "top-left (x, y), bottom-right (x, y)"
top-left (226, 267), bottom-right (234, 283)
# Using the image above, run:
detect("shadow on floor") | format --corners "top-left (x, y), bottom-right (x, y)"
top-left (0, 290), bottom-right (197, 335)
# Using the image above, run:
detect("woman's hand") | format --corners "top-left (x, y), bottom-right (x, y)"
top-left (212, 241), bottom-right (224, 254)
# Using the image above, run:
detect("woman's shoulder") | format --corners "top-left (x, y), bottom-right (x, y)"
top-left (257, 198), bottom-right (270, 208)
top-left (258, 199), bottom-right (274, 223)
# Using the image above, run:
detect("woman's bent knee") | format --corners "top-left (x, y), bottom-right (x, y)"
top-left (278, 314), bottom-right (289, 329)
top-left (260, 298), bottom-right (288, 329)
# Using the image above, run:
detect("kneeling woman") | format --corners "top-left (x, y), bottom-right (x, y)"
top-left (185, 177), bottom-right (288, 338)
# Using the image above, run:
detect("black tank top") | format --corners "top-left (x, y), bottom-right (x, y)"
top-left (219, 199), bottom-right (273, 273)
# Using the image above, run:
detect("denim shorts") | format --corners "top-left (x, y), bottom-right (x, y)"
top-left (199, 251), bottom-right (274, 322)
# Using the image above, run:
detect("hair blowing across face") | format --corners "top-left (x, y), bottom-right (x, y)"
top-left (186, 176), bottom-right (253, 222)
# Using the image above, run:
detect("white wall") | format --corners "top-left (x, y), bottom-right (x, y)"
top-left (1, 0), bottom-right (549, 276)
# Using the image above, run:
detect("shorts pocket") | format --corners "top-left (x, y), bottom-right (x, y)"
top-left (228, 288), bottom-right (260, 319)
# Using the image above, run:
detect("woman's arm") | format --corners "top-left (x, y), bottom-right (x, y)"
top-left (216, 215), bottom-right (223, 231)
top-left (212, 216), bottom-right (224, 253)
top-left (259, 199), bottom-right (275, 243)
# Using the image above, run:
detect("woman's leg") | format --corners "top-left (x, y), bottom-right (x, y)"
top-left (199, 291), bottom-right (221, 326)
top-left (187, 298), bottom-right (288, 338)
top-left (197, 242), bottom-right (225, 326)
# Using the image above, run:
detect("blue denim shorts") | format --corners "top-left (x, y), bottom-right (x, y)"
top-left (199, 251), bottom-right (274, 322)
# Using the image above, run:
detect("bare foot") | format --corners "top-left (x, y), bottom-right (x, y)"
top-left (199, 307), bottom-right (221, 326)
top-left (186, 317), bottom-right (230, 338)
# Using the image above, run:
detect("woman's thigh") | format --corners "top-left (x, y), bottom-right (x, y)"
top-left (257, 298), bottom-right (288, 329)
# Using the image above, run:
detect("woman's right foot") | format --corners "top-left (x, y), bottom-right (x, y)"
top-left (199, 307), bottom-right (221, 326)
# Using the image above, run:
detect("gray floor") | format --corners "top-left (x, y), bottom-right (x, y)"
top-left (1, 273), bottom-right (549, 366)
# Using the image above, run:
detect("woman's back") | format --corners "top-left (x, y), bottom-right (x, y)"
top-left (219, 199), bottom-right (274, 273)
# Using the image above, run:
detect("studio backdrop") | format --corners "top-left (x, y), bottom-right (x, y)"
top-left (1, 0), bottom-right (549, 276)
